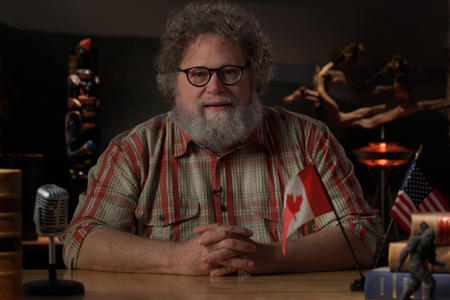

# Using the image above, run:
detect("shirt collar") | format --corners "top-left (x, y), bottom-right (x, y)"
top-left (247, 114), bottom-right (271, 149)
top-left (170, 112), bottom-right (194, 158)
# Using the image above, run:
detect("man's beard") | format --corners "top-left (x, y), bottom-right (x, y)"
top-left (173, 94), bottom-right (262, 154)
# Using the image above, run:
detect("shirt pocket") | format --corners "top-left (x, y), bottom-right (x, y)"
top-left (248, 191), bottom-right (315, 243)
top-left (143, 193), bottom-right (200, 241)
top-left (249, 195), bottom-right (281, 222)
top-left (236, 190), bottom-right (282, 244)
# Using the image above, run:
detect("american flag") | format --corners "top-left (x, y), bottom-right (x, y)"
top-left (389, 160), bottom-right (449, 234)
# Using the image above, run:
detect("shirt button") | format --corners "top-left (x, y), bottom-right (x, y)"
top-left (221, 205), bottom-right (227, 212)
top-left (159, 215), bottom-right (165, 221)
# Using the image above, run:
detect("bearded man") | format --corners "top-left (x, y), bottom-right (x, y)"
top-left (62, 2), bottom-right (380, 276)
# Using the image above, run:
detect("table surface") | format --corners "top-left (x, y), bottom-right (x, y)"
top-left (22, 269), bottom-right (367, 300)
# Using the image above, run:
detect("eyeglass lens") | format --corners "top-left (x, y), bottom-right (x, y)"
top-left (187, 66), bottom-right (242, 86)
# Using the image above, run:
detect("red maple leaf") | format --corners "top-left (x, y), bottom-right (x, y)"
top-left (286, 193), bottom-right (303, 220)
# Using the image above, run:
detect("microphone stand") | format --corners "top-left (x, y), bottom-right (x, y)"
top-left (23, 235), bottom-right (85, 296)
top-left (48, 236), bottom-right (57, 281)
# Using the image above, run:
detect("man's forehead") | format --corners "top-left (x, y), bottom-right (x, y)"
top-left (180, 33), bottom-right (246, 66)
top-left (188, 33), bottom-right (239, 49)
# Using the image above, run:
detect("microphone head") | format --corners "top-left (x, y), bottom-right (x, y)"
top-left (33, 184), bottom-right (69, 236)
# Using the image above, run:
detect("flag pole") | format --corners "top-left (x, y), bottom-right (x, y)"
top-left (372, 218), bottom-right (394, 269)
top-left (413, 144), bottom-right (423, 161)
top-left (306, 153), bottom-right (365, 291)
top-left (372, 144), bottom-right (422, 269)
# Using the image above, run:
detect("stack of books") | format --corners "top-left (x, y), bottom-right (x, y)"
top-left (364, 213), bottom-right (450, 300)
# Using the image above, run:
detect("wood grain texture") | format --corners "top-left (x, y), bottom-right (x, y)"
top-left (0, 271), bottom-right (21, 298)
top-left (23, 269), bottom-right (367, 300)
top-left (0, 169), bottom-right (21, 198)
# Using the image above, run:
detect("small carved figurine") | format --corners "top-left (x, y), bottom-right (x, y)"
top-left (395, 222), bottom-right (447, 300)
top-left (369, 54), bottom-right (412, 108)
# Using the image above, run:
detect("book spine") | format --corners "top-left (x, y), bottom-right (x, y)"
top-left (411, 213), bottom-right (450, 245)
top-left (365, 271), bottom-right (450, 299)
top-left (0, 169), bottom-right (22, 299)
top-left (388, 241), bottom-right (450, 273)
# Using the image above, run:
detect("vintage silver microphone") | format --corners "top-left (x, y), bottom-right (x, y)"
top-left (23, 184), bottom-right (84, 296)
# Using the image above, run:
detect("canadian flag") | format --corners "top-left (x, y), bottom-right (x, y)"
top-left (282, 164), bottom-right (333, 255)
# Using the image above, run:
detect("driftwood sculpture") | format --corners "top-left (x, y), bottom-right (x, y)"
top-left (285, 42), bottom-right (450, 129)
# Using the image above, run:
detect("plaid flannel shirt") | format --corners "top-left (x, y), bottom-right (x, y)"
top-left (62, 106), bottom-right (381, 269)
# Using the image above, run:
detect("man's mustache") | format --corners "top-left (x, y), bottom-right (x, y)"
top-left (198, 96), bottom-right (237, 107)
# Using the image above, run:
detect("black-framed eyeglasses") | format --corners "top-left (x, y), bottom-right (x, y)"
top-left (177, 62), bottom-right (250, 87)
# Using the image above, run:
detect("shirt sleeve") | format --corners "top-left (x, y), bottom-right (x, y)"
top-left (61, 139), bottom-right (140, 269)
top-left (308, 124), bottom-right (382, 254)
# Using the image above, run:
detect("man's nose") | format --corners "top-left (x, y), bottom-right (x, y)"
top-left (206, 71), bottom-right (225, 94)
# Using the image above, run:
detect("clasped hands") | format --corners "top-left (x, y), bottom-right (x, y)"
top-left (175, 224), bottom-right (272, 276)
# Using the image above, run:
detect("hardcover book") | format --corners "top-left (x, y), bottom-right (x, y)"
top-left (364, 267), bottom-right (450, 300)
top-left (388, 241), bottom-right (449, 273)
top-left (410, 213), bottom-right (450, 245)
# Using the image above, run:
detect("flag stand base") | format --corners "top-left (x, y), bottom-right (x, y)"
top-left (350, 277), bottom-right (365, 292)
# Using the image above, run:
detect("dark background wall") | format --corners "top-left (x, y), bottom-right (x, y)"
top-left (0, 0), bottom-right (449, 197)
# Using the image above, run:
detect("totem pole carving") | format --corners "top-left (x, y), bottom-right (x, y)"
top-left (65, 38), bottom-right (100, 179)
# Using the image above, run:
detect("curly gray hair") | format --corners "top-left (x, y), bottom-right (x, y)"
top-left (155, 1), bottom-right (274, 104)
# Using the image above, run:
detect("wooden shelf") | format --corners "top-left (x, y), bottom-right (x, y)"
top-left (22, 236), bottom-right (62, 247)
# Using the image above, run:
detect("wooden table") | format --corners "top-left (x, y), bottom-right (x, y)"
top-left (22, 269), bottom-right (367, 299)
